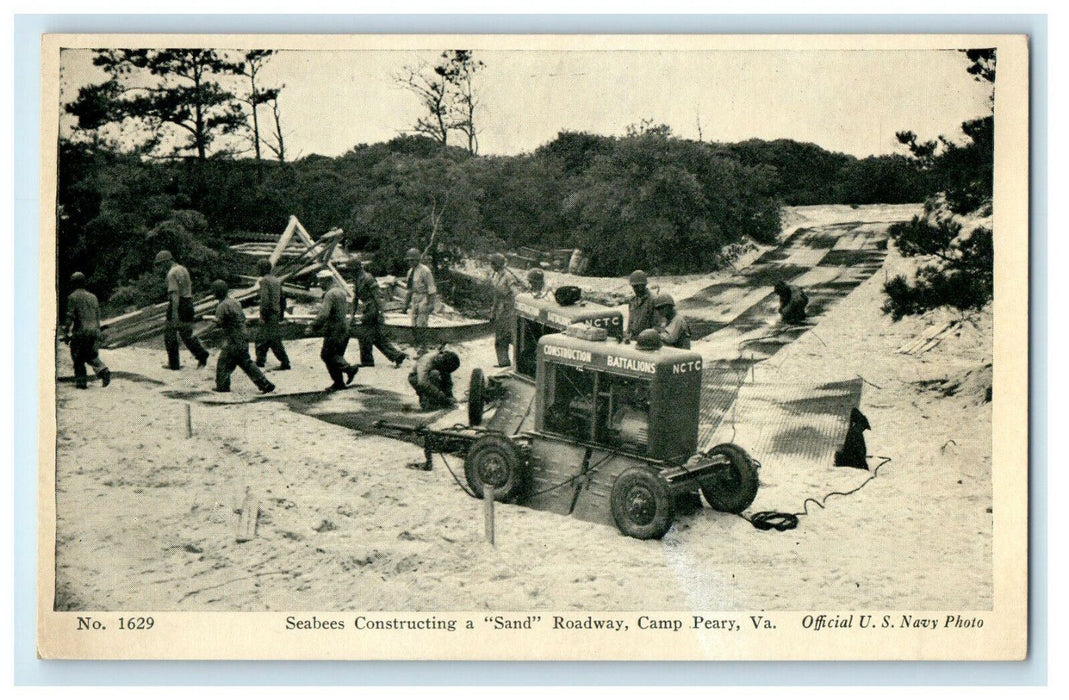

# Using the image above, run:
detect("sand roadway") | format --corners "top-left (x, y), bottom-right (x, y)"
top-left (52, 204), bottom-right (992, 611)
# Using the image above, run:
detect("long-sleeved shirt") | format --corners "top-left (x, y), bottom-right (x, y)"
top-left (354, 271), bottom-right (384, 324)
top-left (312, 286), bottom-right (350, 338)
top-left (627, 290), bottom-right (657, 338)
top-left (66, 288), bottom-right (101, 335)
top-left (259, 274), bottom-right (285, 320)
top-left (214, 296), bottom-right (249, 347)
top-left (489, 268), bottom-right (524, 321)
top-left (658, 313), bottom-right (692, 349)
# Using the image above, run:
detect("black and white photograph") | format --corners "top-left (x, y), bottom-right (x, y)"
top-left (37, 33), bottom-right (1029, 660)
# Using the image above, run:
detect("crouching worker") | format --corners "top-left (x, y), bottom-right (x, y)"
top-left (654, 294), bottom-right (692, 349)
top-left (408, 349), bottom-right (460, 411)
top-left (64, 271), bottom-right (111, 389)
top-left (774, 280), bottom-right (809, 324)
top-left (210, 279), bottom-right (275, 394)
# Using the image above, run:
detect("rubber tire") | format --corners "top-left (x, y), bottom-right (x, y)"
top-left (700, 443), bottom-right (759, 514)
top-left (468, 368), bottom-right (485, 426)
top-left (610, 468), bottom-right (675, 540)
top-left (464, 434), bottom-right (525, 501)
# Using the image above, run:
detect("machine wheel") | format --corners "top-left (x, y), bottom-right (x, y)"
top-left (610, 468), bottom-right (674, 540)
top-left (468, 368), bottom-right (486, 426)
top-left (700, 443), bottom-right (759, 514)
top-left (464, 434), bottom-right (525, 501)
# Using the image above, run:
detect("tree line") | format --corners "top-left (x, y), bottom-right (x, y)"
top-left (59, 47), bottom-right (973, 318)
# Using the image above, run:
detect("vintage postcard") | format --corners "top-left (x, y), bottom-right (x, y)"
top-left (37, 33), bottom-right (1029, 660)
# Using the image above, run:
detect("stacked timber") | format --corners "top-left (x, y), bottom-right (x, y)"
top-left (99, 215), bottom-right (352, 348)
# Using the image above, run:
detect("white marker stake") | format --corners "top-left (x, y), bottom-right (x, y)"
top-left (484, 485), bottom-right (495, 546)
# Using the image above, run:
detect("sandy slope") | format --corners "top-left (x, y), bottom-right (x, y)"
top-left (52, 204), bottom-right (991, 612)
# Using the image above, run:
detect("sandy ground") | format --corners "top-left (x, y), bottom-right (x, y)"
top-left (53, 204), bottom-right (991, 611)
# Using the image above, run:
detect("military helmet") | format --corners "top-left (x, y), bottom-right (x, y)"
top-left (405, 248), bottom-right (421, 260)
top-left (154, 250), bottom-right (173, 264)
top-left (211, 279), bottom-right (229, 297)
top-left (436, 350), bottom-right (461, 374)
top-left (70, 271), bottom-right (86, 286)
top-left (526, 268), bottom-right (545, 282)
top-left (629, 269), bottom-right (648, 286)
top-left (635, 328), bottom-right (663, 351)
top-left (488, 253), bottom-right (506, 267)
top-left (654, 293), bottom-right (675, 309)
top-left (257, 258), bottom-right (273, 275)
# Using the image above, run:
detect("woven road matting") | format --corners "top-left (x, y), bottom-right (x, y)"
top-left (705, 378), bottom-right (863, 465)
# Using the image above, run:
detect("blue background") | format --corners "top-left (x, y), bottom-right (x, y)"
top-left (13, 13), bottom-right (1048, 686)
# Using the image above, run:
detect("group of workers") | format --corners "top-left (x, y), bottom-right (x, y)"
top-left (62, 247), bottom-right (808, 407)
top-left (62, 248), bottom-right (460, 412)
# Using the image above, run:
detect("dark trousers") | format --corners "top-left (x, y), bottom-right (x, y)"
top-left (70, 332), bottom-right (107, 387)
top-left (492, 314), bottom-right (513, 366)
top-left (356, 322), bottom-right (405, 366)
top-left (216, 343), bottom-right (272, 392)
top-left (408, 370), bottom-right (454, 409)
top-left (320, 335), bottom-right (355, 387)
top-left (165, 297), bottom-right (208, 369)
top-left (255, 317), bottom-right (290, 367)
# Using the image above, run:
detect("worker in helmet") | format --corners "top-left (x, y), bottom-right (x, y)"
top-left (402, 247), bottom-right (437, 354)
top-left (625, 269), bottom-right (657, 341)
top-left (408, 348), bottom-right (460, 411)
top-left (774, 280), bottom-right (809, 324)
top-left (63, 271), bottom-right (111, 389)
top-left (210, 279), bottom-right (275, 394)
top-left (155, 249), bottom-right (209, 370)
top-left (308, 270), bottom-right (359, 391)
top-left (654, 293), bottom-right (692, 349)
top-left (254, 258), bottom-right (290, 371)
top-left (527, 268), bottom-right (550, 299)
top-left (488, 253), bottom-right (526, 367)
top-left (349, 259), bottom-right (407, 369)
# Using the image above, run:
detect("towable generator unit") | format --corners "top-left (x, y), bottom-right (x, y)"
top-left (467, 291), bottom-right (624, 432)
top-left (380, 324), bottom-right (759, 540)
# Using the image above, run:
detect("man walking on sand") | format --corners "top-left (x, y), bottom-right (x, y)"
top-left (309, 270), bottom-right (359, 391)
top-left (350, 259), bottom-right (406, 369)
top-left (63, 271), bottom-right (111, 389)
top-left (254, 258), bottom-right (291, 371)
top-left (155, 250), bottom-right (209, 370)
top-left (210, 279), bottom-right (275, 394)
top-left (402, 247), bottom-right (437, 355)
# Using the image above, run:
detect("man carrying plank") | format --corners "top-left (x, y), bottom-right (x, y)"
top-left (254, 258), bottom-right (291, 371)
top-left (63, 271), bottom-right (111, 390)
top-left (209, 280), bottom-right (275, 394)
top-left (349, 260), bottom-right (407, 369)
top-left (155, 250), bottom-right (210, 371)
top-left (309, 270), bottom-right (359, 391)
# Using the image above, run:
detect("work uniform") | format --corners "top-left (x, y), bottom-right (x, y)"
top-left (778, 284), bottom-right (809, 324)
top-left (66, 288), bottom-right (109, 388)
top-left (311, 284), bottom-right (357, 388)
top-left (164, 263), bottom-right (209, 369)
top-left (214, 296), bottom-right (273, 392)
top-left (658, 313), bottom-right (692, 349)
top-left (408, 352), bottom-right (457, 410)
top-left (489, 267), bottom-right (524, 366)
top-left (353, 271), bottom-right (405, 366)
top-left (404, 262), bottom-right (437, 351)
top-left (254, 272), bottom-right (290, 368)
top-left (627, 289), bottom-right (657, 339)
